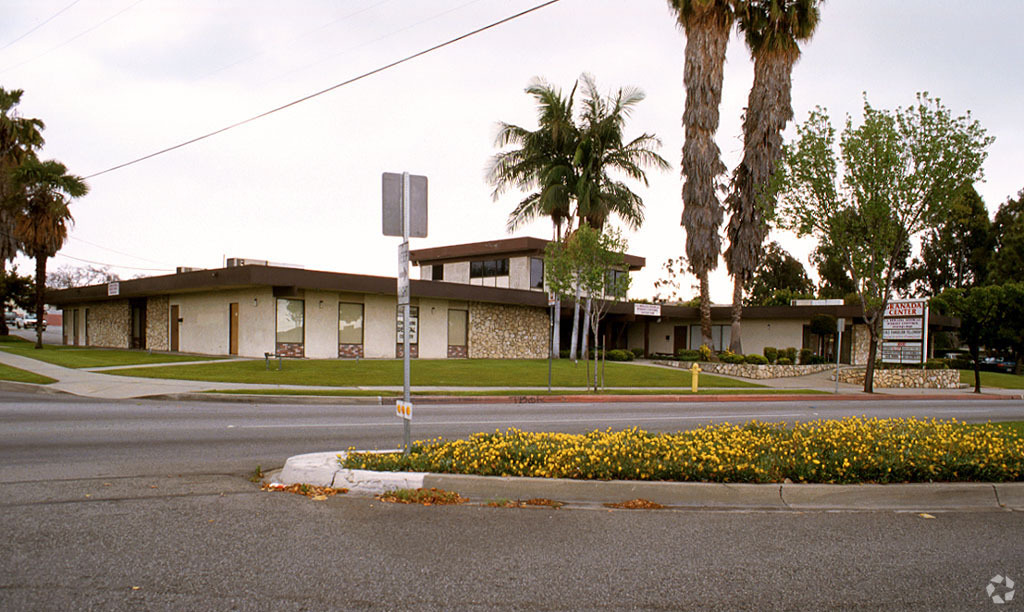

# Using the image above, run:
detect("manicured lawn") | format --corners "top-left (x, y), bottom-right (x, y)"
top-left (111, 358), bottom-right (762, 388)
top-left (0, 338), bottom-right (224, 369)
top-left (959, 370), bottom-right (1024, 389)
top-left (0, 362), bottom-right (56, 384)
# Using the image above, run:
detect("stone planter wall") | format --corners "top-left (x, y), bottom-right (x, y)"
top-left (654, 360), bottom-right (835, 380)
top-left (83, 300), bottom-right (130, 348)
top-left (468, 302), bottom-right (547, 359)
top-left (836, 367), bottom-right (960, 389)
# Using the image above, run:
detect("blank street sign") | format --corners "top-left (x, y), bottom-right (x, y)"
top-left (382, 172), bottom-right (428, 238)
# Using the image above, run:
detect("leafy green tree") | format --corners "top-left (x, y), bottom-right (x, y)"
top-left (744, 241), bottom-right (814, 306)
top-left (988, 189), bottom-right (1024, 284)
top-left (545, 225), bottom-right (630, 388)
top-left (0, 88), bottom-right (45, 335)
top-left (725, 0), bottom-right (820, 352)
top-left (907, 184), bottom-right (993, 295)
top-left (933, 285), bottom-right (1009, 390)
top-left (777, 94), bottom-right (993, 392)
top-left (1, 265), bottom-right (34, 319)
top-left (990, 282), bottom-right (1024, 375)
top-left (666, 0), bottom-right (737, 352)
top-left (13, 158), bottom-right (88, 348)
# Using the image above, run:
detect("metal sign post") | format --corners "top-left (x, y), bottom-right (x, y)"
top-left (383, 172), bottom-right (427, 456)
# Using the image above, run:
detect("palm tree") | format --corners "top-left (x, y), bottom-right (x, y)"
top-left (0, 88), bottom-right (45, 335)
top-left (13, 158), bottom-right (88, 348)
top-left (667, 0), bottom-right (737, 352)
top-left (725, 0), bottom-right (820, 353)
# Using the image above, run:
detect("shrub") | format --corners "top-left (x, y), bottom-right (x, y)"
top-left (924, 358), bottom-right (948, 370)
top-left (719, 350), bottom-right (745, 364)
top-left (630, 348), bottom-right (645, 359)
top-left (744, 354), bottom-right (769, 365)
top-left (799, 348), bottom-right (814, 364)
top-left (763, 346), bottom-right (778, 364)
top-left (606, 349), bottom-right (632, 362)
top-left (559, 349), bottom-right (570, 359)
top-left (697, 344), bottom-right (713, 361)
top-left (783, 347), bottom-right (797, 363)
top-left (777, 357), bottom-right (793, 365)
top-left (950, 357), bottom-right (973, 369)
top-left (806, 355), bottom-right (827, 365)
top-left (675, 349), bottom-right (701, 361)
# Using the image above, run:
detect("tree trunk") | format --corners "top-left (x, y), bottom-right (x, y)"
top-left (592, 317), bottom-right (600, 392)
top-left (863, 329), bottom-right (877, 394)
top-left (729, 276), bottom-right (743, 354)
top-left (552, 297), bottom-right (561, 359)
top-left (0, 258), bottom-right (8, 337)
top-left (581, 297), bottom-right (592, 363)
top-left (569, 280), bottom-right (582, 361)
top-left (699, 273), bottom-right (713, 353)
top-left (969, 343), bottom-right (982, 394)
top-left (34, 254), bottom-right (45, 349)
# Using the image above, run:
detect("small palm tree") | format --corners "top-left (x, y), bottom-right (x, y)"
top-left (0, 88), bottom-right (45, 336)
top-left (725, 0), bottom-right (820, 353)
top-left (13, 158), bottom-right (88, 348)
top-left (667, 0), bottom-right (737, 352)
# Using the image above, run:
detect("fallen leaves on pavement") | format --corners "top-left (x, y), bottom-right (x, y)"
top-left (376, 488), bottom-right (466, 505)
top-left (604, 498), bottom-right (666, 510)
top-left (261, 482), bottom-right (349, 499)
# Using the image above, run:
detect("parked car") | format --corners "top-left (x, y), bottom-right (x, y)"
top-left (22, 315), bottom-right (46, 330)
top-left (981, 356), bottom-right (1017, 374)
top-left (4, 312), bottom-right (16, 329)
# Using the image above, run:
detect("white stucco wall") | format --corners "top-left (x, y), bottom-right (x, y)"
top-left (171, 288), bottom-right (274, 357)
top-left (446, 262), bottom-right (469, 284)
top-left (737, 320), bottom-right (806, 356)
top-left (509, 256), bottom-right (529, 290)
top-left (417, 298), bottom-right (448, 359)
top-left (303, 290), bottom-right (339, 359)
top-left (363, 294), bottom-right (396, 358)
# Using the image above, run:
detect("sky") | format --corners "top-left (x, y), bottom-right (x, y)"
top-left (2, 0), bottom-right (1022, 303)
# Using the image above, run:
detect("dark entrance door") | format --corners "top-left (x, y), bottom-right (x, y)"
top-left (229, 303), bottom-right (239, 355)
top-left (130, 299), bottom-right (146, 350)
top-left (72, 309), bottom-right (79, 346)
top-left (673, 325), bottom-right (688, 356)
top-left (170, 305), bottom-right (180, 352)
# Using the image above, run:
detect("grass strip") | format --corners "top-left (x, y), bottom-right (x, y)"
top-left (0, 342), bottom-right (223, 369)
top-left (109, 358), bottom-right (761, 388)
top-left (0, 362), bottom-right (57, 384)
top-left (202, 388), bottom-right (824, 397)
top-left (343, 417), bottom-right (1024, 484)
top-left (959, 369), bottom-right (1024, 389)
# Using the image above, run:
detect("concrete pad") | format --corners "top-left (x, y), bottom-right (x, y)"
top-left (276, 451), bottom-right (426, 494)
top-left (278, 451), bottom-right (346, 487)
top-left (781, 483), bottom-right (1000, 510)
top-left (423, 474), bottom-right (787, 508)
top-left (994, 483), bottom-right (1024, 511)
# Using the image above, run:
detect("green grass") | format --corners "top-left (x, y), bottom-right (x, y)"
top-left (204, 387), bottom-right (821, 397)
top-left (0, 362), bottom-right (56, 384)
top-left (0, 340), bottom-right (224, 369)
top-left (959, 369), bottom-right (1024, 389)
top-left (110, 358), bottom-right (762, 388)
top-left (971, 421), bottom-right (1024, 437)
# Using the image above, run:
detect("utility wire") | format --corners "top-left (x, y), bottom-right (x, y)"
top-left (67, 234), bottom-right (176, 266)
top-left (1, 0), bottom-right (83, 51)
top-left (0, 0), bottom-right (146, 74)
top-left (54, 251), bottom-right (174, 272)
top-left (84, 0), bottom-right (562, 180)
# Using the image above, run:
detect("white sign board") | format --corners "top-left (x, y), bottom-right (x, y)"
top-left (882, 341), bottom-right (924, 364)
top-left (397, 242), bottom-right (410, 305)
top-left (107, 281), bottom-right (120, 296)
top-left (884, 300), bottom-right (926, 317)
top-left (634, 303), bottom-right (661, 317)
top-left (882, 317), bottom-right (924, 340)
top-left (881, 299), bottom-right (929, 364)
top-left (396, 400), bottom-right (413, 420)
top-left (397, 310), bottom-right (418, 344)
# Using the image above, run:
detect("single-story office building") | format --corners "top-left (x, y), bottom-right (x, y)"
top-left (46, 238), bottom-right (958, 364)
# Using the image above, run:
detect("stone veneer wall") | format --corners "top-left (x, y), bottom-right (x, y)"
top-left (338, 343), bottom-right (364, 358)
top-left (146, 296), bottom-right (169, 351)
top-left (655, 360), bottom-right (835, 380)
top-left (837, 367), bottom-right (960, 389)
top-left (468, 302), bottom-right (547, 359)
top-left (276, 342), bottom-right (304, 358)
top-left (448, 345), bottom-right (468, 359)
top-left (85, 300), bottom-right (130, 348)
top-left (851, 324), bottom-right (871, 365)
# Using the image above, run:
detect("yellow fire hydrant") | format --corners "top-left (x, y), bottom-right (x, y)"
top-left (690, 362), bottom-right (701, 393)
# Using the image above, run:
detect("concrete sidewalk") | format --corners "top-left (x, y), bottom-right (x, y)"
top-left (0, 346), bottom-right (1020, 401)
top-left (274, 451), bottom-right (1024, 512)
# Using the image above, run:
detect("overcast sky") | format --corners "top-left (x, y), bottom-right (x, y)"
top-left (3, 0), bottom-right (1022, 303)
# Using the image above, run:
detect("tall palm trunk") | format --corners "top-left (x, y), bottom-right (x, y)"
top-left (726, 48), bottom-right (799, 354)
top-left (0, 258), bottom-right (8, 336)
top-left (33, 252), bottom-right (45, 349)
top-left (581, 296), bottom-right (592, 363)
top-left (680, 10), bottom-right (730, 355)
top-left (569, 278), bottom-right (582, 361)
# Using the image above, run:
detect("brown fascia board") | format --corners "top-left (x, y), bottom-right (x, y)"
top-left (409, 236), bottom-right (646, 271)
top-left (45, 265), bottom-right (549, 309)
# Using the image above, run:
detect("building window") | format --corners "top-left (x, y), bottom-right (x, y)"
top-left (530, 258), bottom-right (544, 290)
top-left (605, 269), bottom-right (627, 296)
top-left (689, 324), bottom-right (731, 352)
top-left (431, 265), bottom-right (444, 281)
top-left (396, 306), bottom-right (419, 344)
top-left (276, 298), bottom-right (304, 344)
top-left (469, 258), bottom-right (509, 278)
top-left (338, 303), bottom-right (363, 344)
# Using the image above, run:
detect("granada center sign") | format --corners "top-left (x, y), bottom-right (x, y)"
top-left (881, 299), bottom-right (928, 364)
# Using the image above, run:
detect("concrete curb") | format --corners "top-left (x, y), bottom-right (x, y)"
top-left (274, 451), bottom-right (1024, 511)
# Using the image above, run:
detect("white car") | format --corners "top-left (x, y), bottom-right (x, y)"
top-left (22, 315), bottom-right (46, 330)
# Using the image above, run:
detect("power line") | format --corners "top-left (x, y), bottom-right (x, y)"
top-left (66, 234), bottom-right (176, 266)
top-left (1, 0), bottom-right (83, 51)
top-left (0, 0), bottom-right (146, 74)
top-left (54, 251), bottom-right (173, 272)
top-left (84, 0), bottom-right (562, 180)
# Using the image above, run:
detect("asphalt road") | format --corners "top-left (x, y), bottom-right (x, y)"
top-left (1, 392), bottom-right (1022, 610)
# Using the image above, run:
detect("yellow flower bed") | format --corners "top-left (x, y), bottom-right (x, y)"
top-left (342, 418), bottom-right (1024, 484)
